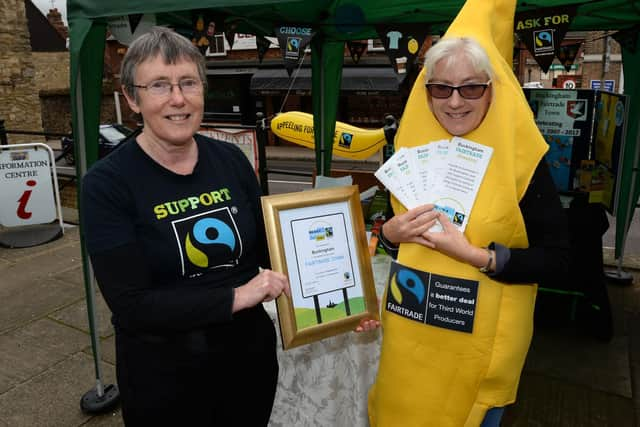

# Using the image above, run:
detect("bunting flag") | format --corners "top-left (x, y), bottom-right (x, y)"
top-left (612, 26), bottom-right (639, 54)
top-left (514, 5), bottom-right (577, 73)
top-left (127, 14), bottom-right (143, 34)
top-left (192, 12), bottom-right (227, 56)
top-left (274, 25), bottom-right (315, 74)
top-left (347, 40), bottom-right (368, 64)
top-left (374, 23), bottom-right (430, 76)
top-left (256, 35), bottom-right (271, 63)
top-left (557, 42), bottom-right (582, 72)
top-left (107, 14), bottom-right (156, 46)
top-left (224, 21), bottom-right (239, 50)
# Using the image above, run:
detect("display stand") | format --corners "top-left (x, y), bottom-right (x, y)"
top-left (0, 143), bottom-right (64, 248)
top-left (605, 258), bottom-right (634, 284)
top-left (604, 92), bottom-right (640, 285)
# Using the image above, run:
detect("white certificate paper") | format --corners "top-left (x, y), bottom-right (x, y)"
top-left (289, 212), bottom-right (356, 298)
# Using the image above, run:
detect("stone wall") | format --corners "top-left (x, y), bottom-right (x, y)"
top-left (33, 51), bottom-right (69, 91)
top-left (0, 0), bottom-right (44, 143)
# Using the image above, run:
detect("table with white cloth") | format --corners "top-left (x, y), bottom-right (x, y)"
top-left (266, 254), bottom-right (391, 427)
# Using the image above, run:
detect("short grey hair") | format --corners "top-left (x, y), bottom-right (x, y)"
top-left (424, 37), bottom-right (495, 83)
top-left (120, 26), bottom-right (207, 102)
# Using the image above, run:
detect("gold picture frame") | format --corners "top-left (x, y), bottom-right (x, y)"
top-left (261, 185), bottom-right (379, 350)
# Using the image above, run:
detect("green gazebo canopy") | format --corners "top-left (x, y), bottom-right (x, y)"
top-left (68, 0), bottom-right (640, 256)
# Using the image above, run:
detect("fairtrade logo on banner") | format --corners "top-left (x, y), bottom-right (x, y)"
top-left (375, 23), bottom-right (429, 77)
top-left (286, 37), bottom-right (301, 58)
top-left (515, 5), bottom-right (576, 73)
top-left (533, 30), bottom-right (555, 55)
top-left (274, 25), bottom-right (315, 74)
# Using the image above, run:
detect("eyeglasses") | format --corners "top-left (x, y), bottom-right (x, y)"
top-left (132, 78), bottom-right (203, 96)
top-left (425, 80), bottom-right (491, 99)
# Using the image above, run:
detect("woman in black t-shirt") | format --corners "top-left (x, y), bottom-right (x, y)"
top-left (81, 27), bottom-right (289, 426)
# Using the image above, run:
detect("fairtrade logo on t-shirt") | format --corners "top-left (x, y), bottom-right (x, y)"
top-left (171, 206), bottom-right (242, 277)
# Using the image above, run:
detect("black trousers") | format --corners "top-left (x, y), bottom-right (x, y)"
top-left (115, 305), bottom-right (278, 426)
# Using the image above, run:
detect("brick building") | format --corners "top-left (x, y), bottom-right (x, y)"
top-left (104, 30), bottom-right (420, 141)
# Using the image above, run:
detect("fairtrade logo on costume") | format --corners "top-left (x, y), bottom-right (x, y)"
top-left (385, 262), bottom-right (479, 333)
top-left (390, 267), bottom-right (426, 306)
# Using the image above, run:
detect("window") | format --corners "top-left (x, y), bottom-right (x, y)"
top-left (206, 34), bottom-right (227, 56)
top-left (368, 39), bottom-right (385, 52)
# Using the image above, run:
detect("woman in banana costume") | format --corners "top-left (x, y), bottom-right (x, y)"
top-left (364, 0), bottom-right (569, 425)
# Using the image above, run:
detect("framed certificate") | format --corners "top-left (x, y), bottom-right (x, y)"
top-left (261, 185), bottom-right (379, 349)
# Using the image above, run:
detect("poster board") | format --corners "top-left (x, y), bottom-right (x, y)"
top-left (593, 91), bottom-right (629, 214)
top-left (198, 126), bottom-right (259, 174)
top-left (524, 88), bottom-right (629, 215)
top-left (524, 88), bottom-right (596, 193)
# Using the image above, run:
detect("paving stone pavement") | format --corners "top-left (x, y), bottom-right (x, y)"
top-left (0, 226), bottom-right (122, 427)
top-left (2, 221), bottom-right (640, 426)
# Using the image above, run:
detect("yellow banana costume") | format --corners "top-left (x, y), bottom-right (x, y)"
top-left (368, 0), bottom-right (549, 425)
top-left (270, 111), bottom-right (387, 160)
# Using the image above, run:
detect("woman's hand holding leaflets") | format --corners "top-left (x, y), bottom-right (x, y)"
top-left (381, 204), bottom-right (438, 246)
top-left (423, 213), bottom-right (491, 269)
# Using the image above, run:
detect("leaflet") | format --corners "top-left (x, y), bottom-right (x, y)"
top-left (412, 141), bottom-right (441, 204)
top-left (428, 137), bottom-right (493, 232)
top-left (374, 137), bottom-right (493, 233)
top-left (374, 148), bottom-right (419, 208)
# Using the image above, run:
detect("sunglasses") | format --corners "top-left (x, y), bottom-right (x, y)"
top-left (425, 80), bottom-right (492, 99)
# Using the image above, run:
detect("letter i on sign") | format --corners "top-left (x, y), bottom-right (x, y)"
top-left (16, 180), bottom-right (36, 219)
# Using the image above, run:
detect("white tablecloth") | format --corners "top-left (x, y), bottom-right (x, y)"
top-left (266, 255), bottom-right (391, 427)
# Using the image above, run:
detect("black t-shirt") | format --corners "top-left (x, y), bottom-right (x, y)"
top-left (82, 134), bottom-right (268, 333)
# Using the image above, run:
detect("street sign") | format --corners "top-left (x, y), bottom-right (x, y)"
top-left (590, 79), bottom-right (615, 92)
top-left (563, 79), bottom-right (576, 89)
top-left (604, 80), bottom-right (615, 92)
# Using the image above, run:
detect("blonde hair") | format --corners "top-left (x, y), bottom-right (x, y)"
top-left (424, 37), bottom-right (495, 83)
